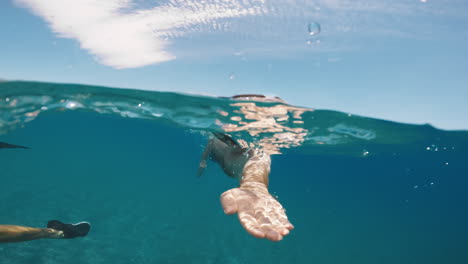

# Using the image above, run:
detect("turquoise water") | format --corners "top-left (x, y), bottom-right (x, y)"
top-left (1, 81), bottom-right (468, 263)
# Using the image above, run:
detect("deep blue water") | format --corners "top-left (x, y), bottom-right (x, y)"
top-left (1, 81), bottom-right (468, 264)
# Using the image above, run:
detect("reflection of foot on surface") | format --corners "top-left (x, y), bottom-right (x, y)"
top-left (221, 186), bottom-right (294, 242)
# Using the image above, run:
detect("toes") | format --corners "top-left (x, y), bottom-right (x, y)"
top-left (282, 220), bottom-right (294, 230)
top-left (276, 211), bottom-right (294, 230)
top-left (265, 230), bottom-right (282, 241)
top-left (246, 226), bottom-right (266, 239)
top-left (281, 218), bottom-right (294, 230)
top-left (220, 189), bottom-right (238, 215)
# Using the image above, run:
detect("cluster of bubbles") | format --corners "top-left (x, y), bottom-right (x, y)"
top-left (425, 144), bottom-right (455, 152)
top-left (306, 21), bottom-right (321, 46)
top-left (413, 182), bottom-right (435, 190)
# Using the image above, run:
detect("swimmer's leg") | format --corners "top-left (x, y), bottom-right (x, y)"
top-left (220, 156), bottom-right (294, 242)
top-left (0, 225), bottom-right (63, 243)
top-left (0, 221), bottom-right (91, 243)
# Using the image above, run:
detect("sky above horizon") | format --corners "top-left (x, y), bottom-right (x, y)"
top-left (1, 0), bottom-right (467, 130)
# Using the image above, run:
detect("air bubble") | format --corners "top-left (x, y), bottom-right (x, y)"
top-left (307, 39), bottom-right (321, 45)
top-left (308, 22), bottom-right (321, 36)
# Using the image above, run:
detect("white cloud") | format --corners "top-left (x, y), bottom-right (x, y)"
top-left (15, 0), bottom-right (266, 69)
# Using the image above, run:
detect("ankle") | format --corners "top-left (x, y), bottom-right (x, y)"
top-left (240, 181), bottom-right (268, 194)
top-left (43, 228), bottom-right (64, 239)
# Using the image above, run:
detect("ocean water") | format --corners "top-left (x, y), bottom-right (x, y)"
top-left (1, 81), bottom-right (468, 264)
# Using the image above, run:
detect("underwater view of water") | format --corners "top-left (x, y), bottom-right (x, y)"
top-left (1, 80), bottom-right (467, 263)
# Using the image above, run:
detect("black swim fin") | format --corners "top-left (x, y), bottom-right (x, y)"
top-left (47, 220), bottom-right (91, 239)
top-left (0, 142), bottom-right (29, 149)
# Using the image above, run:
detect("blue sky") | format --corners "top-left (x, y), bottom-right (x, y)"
top-left (1, 0), bottom-right (467, 130)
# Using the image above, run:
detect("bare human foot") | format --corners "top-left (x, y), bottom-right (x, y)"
top-left (220, 183), bottom-right (294, 241)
